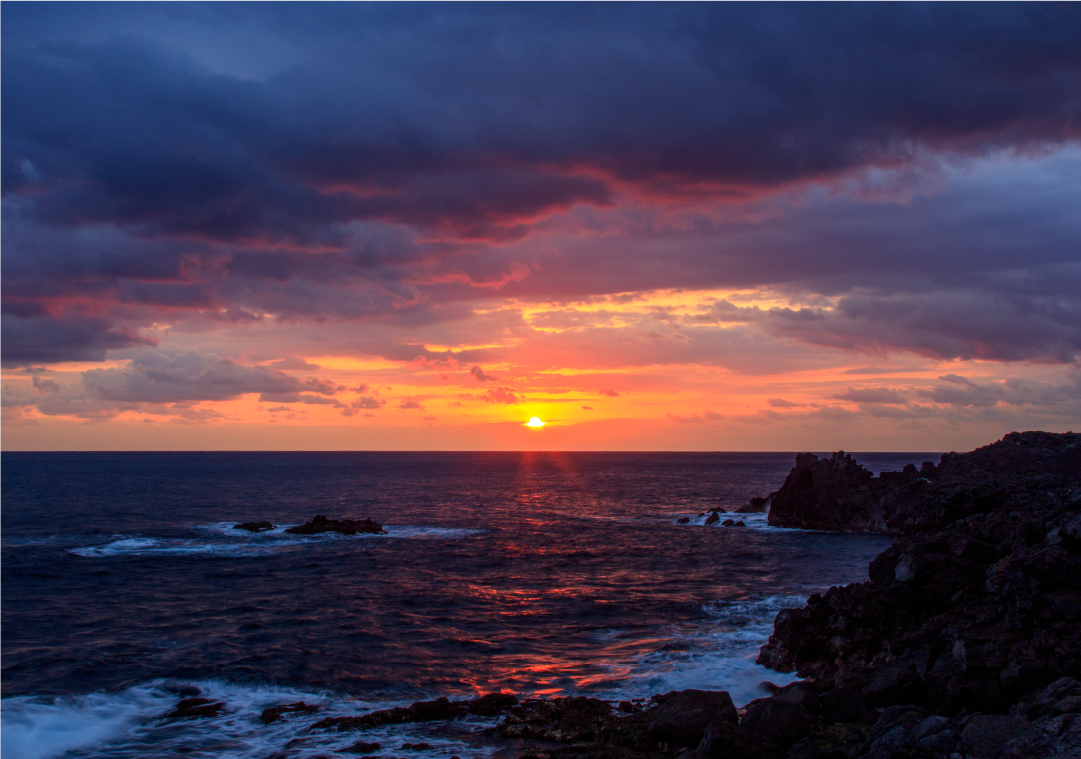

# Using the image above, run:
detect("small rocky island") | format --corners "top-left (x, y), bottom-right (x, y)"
top-left (178, 432), bottom-right (1079, 759)
top-left (234, 515), bottom-right (387, 535)
top-left (285, 515), bottom-right (386, 536)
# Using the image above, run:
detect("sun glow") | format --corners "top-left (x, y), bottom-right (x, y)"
top-left (526, 417), bottom-right (546, 428)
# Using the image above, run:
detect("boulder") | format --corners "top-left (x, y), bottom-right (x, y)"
top-left (740, 697), bottom-right (818, 749)
top-left (163, 697), bottom-right (226, 720)
top-left (862, 662), bottom-right (923, 707)
top-left (735, 495), bottom-right (773, 514)
top-left (696, 719), bottom-right (785, 759)
top-left (461, 692), bottom-right (518, 716)
top-left (260, 701), bottom-right (319, 724)
top-left (496, 696), bottom-right (612, 744)
top-left (234, 521), bottom-right (275, 532)
top-left (285, 515), bottom-right (386, 536)
top-left (962, 715), bottom-right (1036, 759)
top-left (677, 517), bottom-right (690, 524)
top-left (705, 512), bottom-right (720, 525)
top-left (308, 696), bottom-right (461, 732)
top-left (647, 689), bottom-right (737, 748)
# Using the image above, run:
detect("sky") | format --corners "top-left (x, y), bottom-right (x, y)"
top-left (2, 2), bottom-right (1080, 451)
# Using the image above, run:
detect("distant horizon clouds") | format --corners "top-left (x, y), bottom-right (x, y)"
top-left (2, 3), bottom-right (1080, 450)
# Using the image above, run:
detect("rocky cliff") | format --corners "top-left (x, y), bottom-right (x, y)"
top-left (751, 431), bottom-right (1081, 758)
top-left (768, 431), bottom-right (1080, 534)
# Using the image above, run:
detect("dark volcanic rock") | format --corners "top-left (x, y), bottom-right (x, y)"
top-left (696, 719), bottom-right (785, 759)
top-left (739, 696), bottom-right (818, 749)
top-left (234, 521), bottom-right (276, 532)
top-left (961, 714), bottom-right (1035, 759)
top-left (647, 689), bottom-right (737, 748)
top-left (286, 515), bottom-right (386, 536)
top-left (463, 692), bottom-right (518, 716)
top-left (260, 701), bottom-right (319, 724)
top-left (164, 697), bottom-right (226, 720)
top-left (766, 451), bottom-right (882, 531)
top-left (309, 693), bottom-right (516, 732)
top-left (750, 432), bottom-right (1081, 759)
top-left (677, 517), bottom-right (690, 524)
top-left (735, 494), bottom-right (774, 514)
top-left (497, 696), bottom-right (614, 744)
top-left (758, 432), bottom-right (1081, 718)
top-left (766, 431), bottom-right (1081, 534)
top-left (704, 512), bottom-right (720, 525)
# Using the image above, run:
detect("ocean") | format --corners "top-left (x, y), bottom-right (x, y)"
top-left (1, 451), bottom-right (931, 759)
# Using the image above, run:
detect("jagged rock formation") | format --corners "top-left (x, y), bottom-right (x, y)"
top-left (234, 521), bottom-right (275, 532)
top-left (768, 431), bottom-right (1080, 534)
top-left (284, 515), bottom-right (386, 536)
top-left (750, 431), bottom-right (1081, 758)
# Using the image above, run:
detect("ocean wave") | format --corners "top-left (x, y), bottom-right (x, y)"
top-left (579, 594), bottom-right (807, 706)
top-left (0, 679), bottom-right (500, 759)
top-left (671, 511), bottom-right (773, 529)
top-left (67, 524), bottom-right (483, 558)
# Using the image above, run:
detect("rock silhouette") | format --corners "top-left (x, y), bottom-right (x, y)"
top-left (285, 515), bottom-right (386, 536)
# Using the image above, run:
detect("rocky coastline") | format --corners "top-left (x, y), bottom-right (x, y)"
top-left (169, 432), bottom-right (1080, 759)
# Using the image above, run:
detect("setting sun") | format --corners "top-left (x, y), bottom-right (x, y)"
top-left (526, 417), bottom-right (546, 428)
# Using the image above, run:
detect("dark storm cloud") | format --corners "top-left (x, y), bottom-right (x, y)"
top-left (82, 350), bottom-right (342, 403)
top-left (5, 4), bottom-right (1079, 235)
top-left (3, 3), bottom-right (1081, 365)
top-left (1, 315), bottom-right (157, 367)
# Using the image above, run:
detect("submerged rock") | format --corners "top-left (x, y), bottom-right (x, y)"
top-left (285, 515), bottom-right (386, 536)
top-left (308, 693), bottom-right (517, 732)
top-left (735, 495), bottom-right (773, 514)
top-left (163, 697), bottom-right (226, 720)
top-left (260, 701), bottom-right (319, 724)
top-left (234, 521), bottom-right (275, 532)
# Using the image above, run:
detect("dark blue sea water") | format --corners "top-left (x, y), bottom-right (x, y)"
top-left (1, 451), bottom-right (933, 759)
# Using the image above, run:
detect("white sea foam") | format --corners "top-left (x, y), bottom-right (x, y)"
top-left (68, 524), bottom-right (483, 558)
top-left (0, 685), bottom-right (175, 759)
top-left (1, 679), bottom-right (500, 759)
top-left (68, 537), bottom-right (164, 557)
top-left (583, 594), bottom-right (807, 706)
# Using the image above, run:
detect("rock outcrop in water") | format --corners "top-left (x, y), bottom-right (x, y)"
top-left (163, 697), bottom-right (227, 720)
top-left (767, 431), bottom-right (1080, 534)
top-left (308, 693), bottom-right (519, 732)
top-left (234, 520), bottom-right (276, 532)
top-left (748, 431), bottom-right (1081, 758)
top-left (285, 515), bottom-right (386, 536)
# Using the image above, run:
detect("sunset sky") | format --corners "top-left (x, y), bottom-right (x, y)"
top-left (3, 3), bottom-right (1080, 451)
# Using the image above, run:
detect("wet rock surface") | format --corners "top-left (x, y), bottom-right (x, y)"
top-left (285, 515), bottom-right (387, 536)
top-left (234, 521), bottom-right (276, 532)
top-left (261, 701), bottom-right (320, 724)
top-left (163, 697), bottom-right (227, 720)
top-left (309, 694), bottom-right (518, 732)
